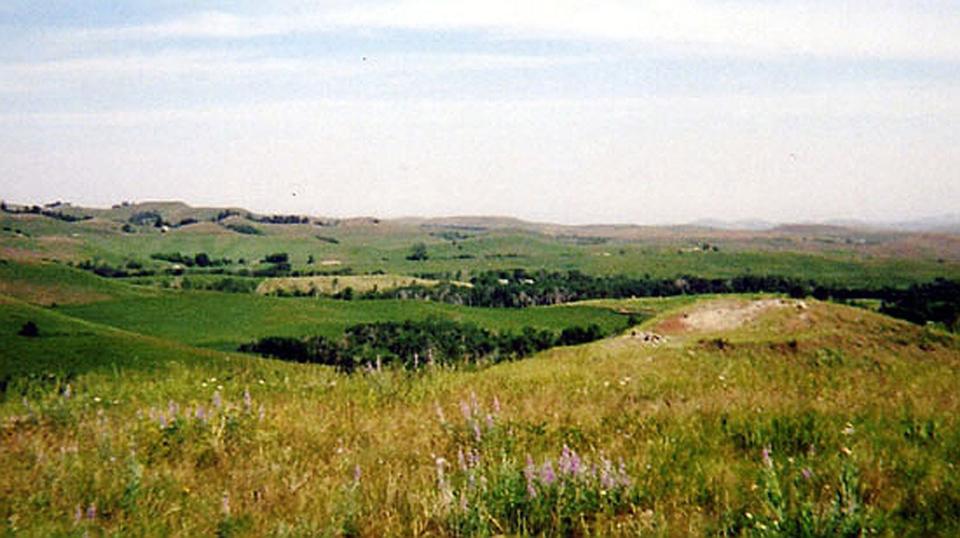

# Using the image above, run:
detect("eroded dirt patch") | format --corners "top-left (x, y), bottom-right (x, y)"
top-left (655, 298), bottom-right (806, 335)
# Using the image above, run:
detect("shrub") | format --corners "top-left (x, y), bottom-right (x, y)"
top-left (18, 321), bottom-right (39, 337)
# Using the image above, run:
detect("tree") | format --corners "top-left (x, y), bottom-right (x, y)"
top-left (406, 242), bottom-right (429, 261)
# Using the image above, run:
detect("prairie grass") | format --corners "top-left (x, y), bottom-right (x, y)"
top-left (2, 297), bottom-right (959, 536)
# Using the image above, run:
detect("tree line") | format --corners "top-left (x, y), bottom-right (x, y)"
top-left (239, 318), bottom-right (609, 372)
top-left (362, 269), bottom-right (959, 331)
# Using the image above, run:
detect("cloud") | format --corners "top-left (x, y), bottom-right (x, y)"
top-left (67, 1), bottom-right (960, 61)
top-left (0, 49), bottom-right (590, 95)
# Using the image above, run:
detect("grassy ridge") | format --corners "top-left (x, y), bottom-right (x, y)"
top-left (1, 299), bottom-right (958, 535)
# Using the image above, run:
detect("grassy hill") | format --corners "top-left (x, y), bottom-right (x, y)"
top-left (2, 294), bottom-right (959, 535)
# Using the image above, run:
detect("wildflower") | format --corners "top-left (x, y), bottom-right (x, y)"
top-left (459, 491), bottom-right (469, 511)
top-left (761, 447), bottom-right (773, 468)
top-left (600, 458), bottom-right (616, 489)
top-left (524, 455), bottom-right (538, 498)
top-left (459, 400), bottom-right (472, 421)
top-left (840, 446), bottom-right (853, 456)
top-left (559, 445), bottom-right (582, 476)
top-left (86, 503), bottom-right (96, 520)
top-left (74, 505), bottom-right (82, 523)
top-left (221, 492), bottom-right (230, 516)
top-left (212, 391), bottom-right (222, 409)
top-left (195, 406), bottom-right (207, 421)
top-left (93, 396), bottom-right (101, 403)
top-left (353, 464), bottom-right (362, 484)
top-left (258, 404), bottom-right (266, 421)
top-left (801, 467), bottom-right (813, 480)
top-left (617, 459), bottom-right (632, 487)
top-left (469, 391), bottom-right (479, 415)
top-left (842, 422), bottom-right (856, 436)
top-left (458, 448), bottom-right (467, 471)
top-left (158, 413), bottom-right (167, 429)
top-left (466, 449), bottom-right (480, 467)
top-left (435, 402), bottom-right (446, 424)
top-left (540, 460), bottom-right (556, 485)
top-left (63, 384), bottom-right (72, 399)
top-left (435, 457), bottom-right (448, 487)
top-left (472, 421), bottom-right (482, 443)
top-left (168, 400), bottom-right (179, 418)
top-left (258, 379), bottom-right (265, 385)
top-left (492, 396), bottom-right (501, 415)
top-left (485, 413), bottom-right (495, 431)
top-left (243, 389), bottom-right (252, 411)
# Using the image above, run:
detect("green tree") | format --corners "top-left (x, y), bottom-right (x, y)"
top-left (407, 242), bottom-right (429, 261)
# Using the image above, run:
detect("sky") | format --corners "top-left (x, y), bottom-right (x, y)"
top-left (1, 1), bottom-right (958, 225)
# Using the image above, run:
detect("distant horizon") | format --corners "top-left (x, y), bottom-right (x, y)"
top-left (3, 195), bottom-right (958, 230)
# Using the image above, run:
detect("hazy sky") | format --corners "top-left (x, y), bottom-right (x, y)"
top-left (1, 1), bottom-right (958, 224)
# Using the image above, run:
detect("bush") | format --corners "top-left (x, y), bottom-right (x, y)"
top-left (18, 321), bottom-right (39, 337)
top-left (406, 243), bottom-right (429, 261)
top-left (225, 223), bottom-right (262, 235)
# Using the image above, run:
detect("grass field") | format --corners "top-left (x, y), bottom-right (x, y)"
top-left (255, 274), bottom-right (461, 296)
top-left (2, 204), bottom-right (960, 536)
top-left (2, 295), bottom-right (959, 535)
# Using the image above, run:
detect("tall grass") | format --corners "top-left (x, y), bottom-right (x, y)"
top-left (1, 299), bottom-right (959, 535)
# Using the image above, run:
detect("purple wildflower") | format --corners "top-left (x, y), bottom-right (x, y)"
top-left (212, 391), bottom-right (222, 409)
top-left (600, 459), bottom-right (616, 490)
top-left (559, 445), bottom-right (582, 476)
top-left (617, 459), bottom-right (632, 487)
top-left (469, 391), bottom-right (479, 416)
top-left (168, 400), bottom-right (179, 418)
top-left (459, 400), bottom-right (472, 421)
top-left (158, 413), bottom-right (167, 429)
top-left (485, 413), bottom-right (495, 431)
top-left (466, 449), bottom-right (480, 467)
top-left (540, 460), bottom-right (556, 485)
top-left (472, 421), bottom-right (483, 442)
top-left (524, 455), bottom-right (538, 498)
top-left (74, 505), bottom-right (82, 523)
top-left (801, 467), bottom-right (813, 480)
top-left (86, 503), bottom-right (96, 521)
top-left (761, 447), bottom-right (773, 468)
top-left (195, 405), bottom-right (207, 421)
top-left (353, 464), bottom-right (362, 484)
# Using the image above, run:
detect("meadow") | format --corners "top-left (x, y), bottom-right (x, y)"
top-left (2, 203), bottom-right (959, 536)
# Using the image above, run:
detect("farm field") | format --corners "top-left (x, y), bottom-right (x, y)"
top-left (1, 203), bottom-right (959, 536)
